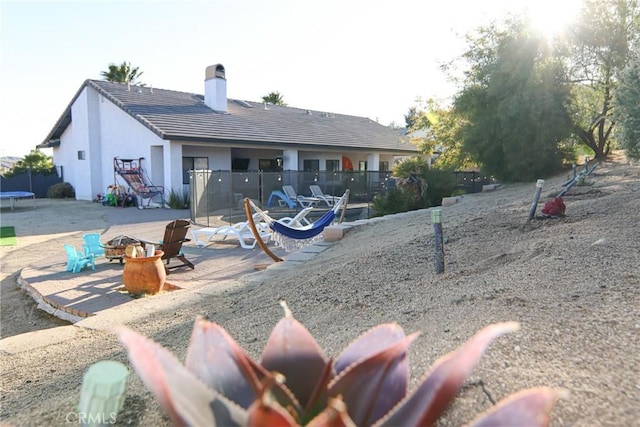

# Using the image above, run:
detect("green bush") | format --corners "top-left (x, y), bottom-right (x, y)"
top-left (371, 188), bottom-right (424, 217)
top-left (47, 182), bottom-right (75, 199)
top-left (423, 167), bottom-right (457, 206)
top-left (167, 188), bottom-right (190, 209)
top-left (371, 163), bottom-right (458, 217)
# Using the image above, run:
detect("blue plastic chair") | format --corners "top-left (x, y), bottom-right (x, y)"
top-left (82, 233), bottom-right (105, 258)
top-left (64, 244), bottom-right (96, 273)
top-left (266, 190), bottom-right (297, 209)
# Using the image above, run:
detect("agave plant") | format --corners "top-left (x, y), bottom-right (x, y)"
top-left (117, 302), bottom-right (566, 426)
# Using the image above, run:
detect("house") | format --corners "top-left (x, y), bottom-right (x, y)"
top-left (38, 64), bottom-right (419, 202)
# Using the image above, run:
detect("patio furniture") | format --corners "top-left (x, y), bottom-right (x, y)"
top-left (278, 207), bottom-right (314, 228)
top-left (282, 185), bottom-right (321, 208)
top-left (82, 233), bottom-right (106, 258)
top-left (64, 244), bottom-right (96, 273)
top-left (244, 190), bottom-right (349, 260)
top-left (266, 190), bottom-right (297, 209)
top-left (140, 220), bottom-right (194, 271)
top-left (309, 185), bottom-right (340, 206)
top-left (191, 213), bottom-right (271, 249)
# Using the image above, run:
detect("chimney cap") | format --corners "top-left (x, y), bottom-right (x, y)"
top-left (205, 64), bottom-right (225, 80)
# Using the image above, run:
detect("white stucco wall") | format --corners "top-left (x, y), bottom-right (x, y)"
top-left (55, 88), bottom-right (95, 200)
top-left (97, 93), bottom-right (167, 198)
top-left (54, 87), bottom-right (170, 200)
top-left (182, 145), bottom-right (231, 171)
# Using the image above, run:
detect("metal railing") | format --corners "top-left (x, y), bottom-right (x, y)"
top-left (189, 170), bottom-right (394, 227)
top-left (189, 170), bottom-right (497, 227)
top-left (453, 171), bottom-right (496, 194)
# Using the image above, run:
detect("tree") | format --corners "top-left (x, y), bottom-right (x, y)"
top-left (101, 61), bottom-right (144, 85)
top-left (404, 106), bottom-right (420, 129)
top-left (613, 55), bottom-right (640, 159)
top-left (566, 0), bottom-right (640, 159)
top-left (4, 150), bottom-right (54, 177)
top-left (393, 156), bottom-right (429, 202)
top-left (453, 18), bottom-right (573, 181)
top-left (406, 99), bottom-right (472, 170)
top-left (261, 91), bottom-right (287, 106)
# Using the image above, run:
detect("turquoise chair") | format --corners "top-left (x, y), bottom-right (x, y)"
top-left (82, 233), bottom-right (105, 258)
top-left (64, 244), bottom-right (96, 273)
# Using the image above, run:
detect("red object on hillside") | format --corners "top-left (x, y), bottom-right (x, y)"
top-left (541, 197), bottom-right (566, 217)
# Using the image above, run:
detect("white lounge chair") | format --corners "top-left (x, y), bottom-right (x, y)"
top-left (278, 207), bottom-right (314, 228)
top-left (282, 185), bottom-right (321, 208)
top-left (191, 213), bottom-right (271, 249)
top-left (309, 185), bottom-right (340, 206)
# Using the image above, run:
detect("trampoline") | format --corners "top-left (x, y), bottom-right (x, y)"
top-left (0, 191), bottom-right (36, 212)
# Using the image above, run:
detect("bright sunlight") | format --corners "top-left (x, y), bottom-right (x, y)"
top-left (516, 0), bottom-right (583, 36)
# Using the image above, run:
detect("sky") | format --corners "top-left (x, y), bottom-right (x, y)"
top-left (0, 0), bottom-right (582, 157)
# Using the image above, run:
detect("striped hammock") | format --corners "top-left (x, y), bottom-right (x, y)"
top-left (247, 190), bottom-right (349, 252)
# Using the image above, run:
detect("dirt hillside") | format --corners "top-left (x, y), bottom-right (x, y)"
top-left (0, 153), bottom-right (638, 426)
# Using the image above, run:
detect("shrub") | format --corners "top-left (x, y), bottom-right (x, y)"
top-left (371, 188), bottom-right (424, 217)
top-left (167, 188), bottom-right (190, 209)
top-left (46, 182), bottom-right (75, 199)
top-left (423, 167), bottom-right (457, 206)
top-left (372, 162), bottom-right (458, 217)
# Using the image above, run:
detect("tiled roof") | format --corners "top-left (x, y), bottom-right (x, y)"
top-left (40, 80), bottom-right (417, 154)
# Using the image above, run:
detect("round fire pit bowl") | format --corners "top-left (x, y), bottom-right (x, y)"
top-left (103, 235), bottom-right (144, 264)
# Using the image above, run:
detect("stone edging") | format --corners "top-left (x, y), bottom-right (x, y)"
top-left (17, 274), bottom-right (90, 323)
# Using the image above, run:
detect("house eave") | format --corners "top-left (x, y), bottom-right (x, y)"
top-left (166, 134), bottom-right (418, 154)
top-left (37, 139), bottom-right (60, 149)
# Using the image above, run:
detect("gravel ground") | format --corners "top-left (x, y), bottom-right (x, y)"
top-left (1, 153), bottom-right (638, 426)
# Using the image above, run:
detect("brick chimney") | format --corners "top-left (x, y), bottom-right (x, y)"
top-left (204, 64), bottom-right (227, 112)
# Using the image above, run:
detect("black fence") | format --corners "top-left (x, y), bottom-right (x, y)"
top-left (0, 166), bottom-right (64, 198)
top-left (189, 170), bottom-right (496, 227)
top-left (453, 171), bottom-right (496, 194)
top-left (190, 170), bottom-right (396, 226)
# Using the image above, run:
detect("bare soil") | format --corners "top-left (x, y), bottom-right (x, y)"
top-left (0, 153), bottom-right (638, 426)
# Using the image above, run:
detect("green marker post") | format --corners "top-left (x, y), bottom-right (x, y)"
top-left (432, 209), bottom-right (444, 274)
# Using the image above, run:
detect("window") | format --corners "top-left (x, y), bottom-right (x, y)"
top-left (326, 159), bottom-right (339, 171)
top-left (231, 158), bottom-right (250, 171)
top-left (380, 161), bottom-right (389, 172)
top-left (303, 159), bottom-right (319, 172)
top-left (77, 151), bottom-right (86, 160)
top-left (183, 157), bottom-right (208, 184)
top-left (358, 161), bottom-right (367, 171)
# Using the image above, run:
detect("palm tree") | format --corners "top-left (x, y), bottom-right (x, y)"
top-left (393, 156), bottom-right (429, 201)
top-left (101, 61), bottom-right (144, 85)
top-left (261, 91), bottom-right (287, 106)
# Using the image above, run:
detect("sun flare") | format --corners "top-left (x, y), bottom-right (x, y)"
top-left (520, 0), bottom-right (583, 36)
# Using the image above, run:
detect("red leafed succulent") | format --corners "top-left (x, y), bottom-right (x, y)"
top-left (117, 302), bottom-right (566, 426)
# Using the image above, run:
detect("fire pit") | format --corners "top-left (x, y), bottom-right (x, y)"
top-left (103, 235), bottom-right (144, 264)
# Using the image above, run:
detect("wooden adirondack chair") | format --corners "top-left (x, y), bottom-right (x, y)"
top-left (144, 219), bottom-right (195, 271)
